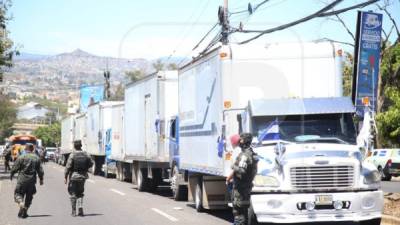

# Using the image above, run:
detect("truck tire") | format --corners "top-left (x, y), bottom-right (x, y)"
top-left (195, 178), bottom-right (203, 212)
top-left (137, 168), bottom-right (148, 192)
top-left (171, 165), bottom-right (187, 201)
top-left (148, 169), bottom-right (162, 193)
top-left (360, 218), bottom-right (381, 225)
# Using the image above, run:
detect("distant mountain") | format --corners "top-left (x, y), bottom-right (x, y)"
top-left (15, 52), bottom-right (50, 61)
top-left (6, 49), bottom-right (191, 98)
top-left (9, 49), bottom-right (152, 88)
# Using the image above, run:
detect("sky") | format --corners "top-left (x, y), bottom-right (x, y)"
top-left (8, 0), bottom-right (400, 60)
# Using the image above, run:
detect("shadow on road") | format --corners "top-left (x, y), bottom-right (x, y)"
top-left (28, 214), bottom-right (52, 218)
top-left (82, 213), bottom-right (103, 217)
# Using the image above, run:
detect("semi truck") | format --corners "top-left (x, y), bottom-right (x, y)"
top-left (169, 42), bottom-right (382, 224)
top-left (111, 71), bottom-right (178, 190)
top-left (85, 101), bottom-right (123, 175)
top-left (60, 115), bottom-right (75, 165)
top-left (104, 103), bottom-right (124, 178)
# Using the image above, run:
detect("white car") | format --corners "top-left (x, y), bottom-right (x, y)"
top-left (365, 149), bottom-right (400, 181)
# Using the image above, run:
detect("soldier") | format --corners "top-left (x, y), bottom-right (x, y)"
top-left (10, 143), bottom-right (44, 219)
top-left (226, 133), bottom-right (258, 225)
top-left (3, 146), bottom-right (12, 172)
top-left (64, 140), bottom-right (93, 217)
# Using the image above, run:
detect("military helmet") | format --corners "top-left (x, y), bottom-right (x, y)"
top-left (74, 140), bottom-right (82, 150)
top-left (239, 133), bottom-right (253, 148)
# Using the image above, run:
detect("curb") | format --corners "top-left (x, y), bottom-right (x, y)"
top-left (382, 214), bottom-right (400, 225)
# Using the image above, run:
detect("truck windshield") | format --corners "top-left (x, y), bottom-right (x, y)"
top-left (252, 113), bottom-right (356, 144)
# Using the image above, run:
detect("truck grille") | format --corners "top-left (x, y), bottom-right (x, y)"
top-left (290, 165), bottom-right (354, 190)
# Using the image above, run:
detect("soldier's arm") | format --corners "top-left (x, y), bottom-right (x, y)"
top-left (64, 153), bottom-right (74, 179)
top-left (36, 159), bottom-right (44, 181)
top-left (10, 157), bottom-right (22, 179)
top-left (87, 153), bottom-right (94, 169)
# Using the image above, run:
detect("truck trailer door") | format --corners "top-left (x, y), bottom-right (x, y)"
top-left (144, 94), bottom-right (152, 159)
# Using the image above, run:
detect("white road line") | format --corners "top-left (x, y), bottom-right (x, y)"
top-left (151, 208), bottom-right (178, 222)
top-left (87, 179), bottom-right (95, 183)
top-left (110, 188), bottom-right (126, 196)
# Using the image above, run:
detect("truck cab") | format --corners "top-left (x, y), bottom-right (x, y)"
top-left (239, 97), bottom-right (383, 225)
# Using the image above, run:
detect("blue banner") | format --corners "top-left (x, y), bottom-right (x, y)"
top-left (355, 11), bottom-right (383, 116)
top-left (79, 85), bottom-right (104, 113)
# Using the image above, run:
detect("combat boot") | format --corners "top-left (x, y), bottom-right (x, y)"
top-left (17, 202), bottom-right (24, 218)
top-left (21, 207), bottom-right (28, 219)
top-left (70, 196), bottom-right (77, 217)
top-left (77, 197), bottom-right (84, 216)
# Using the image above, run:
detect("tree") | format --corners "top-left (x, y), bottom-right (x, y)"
top-left (342, 52), bottom-right (353, 97)
top-left (376, 42), bottom-right (400, 147)
top-left (32, 122), bottom-right (61, 147)
top-left (125, 69), bottom-right (144, 83)
top-left (167, 63), bottom-right (178, 70)
top-left (109, 83), bottom-right (125, 100)
top-left (0, 0), bottom-right (17, 82)
top-left (152, 59), bottom-right (164, 72)
top-left (376, 86), bottom-right (400, 147)
top-left (0, 0), bottom-right (16, 143)
top-left (0, 94), bottom-right (16, 143)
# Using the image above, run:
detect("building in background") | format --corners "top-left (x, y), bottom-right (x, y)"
top-left (17, 102), bottom-right (50, 123)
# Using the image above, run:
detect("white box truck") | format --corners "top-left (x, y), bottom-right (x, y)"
top-left (60, 115), bottom-right (75, 166)
top-left (114, 71), bottom-right (178, 190)
top-left (85, 101), bottom-right (123, 175)
top-left (170, 42), bottom-right (382, 225)
top-left (74, 114), bottom-right (86, 149)
top-left (104, 103), bottom-right (124, 178)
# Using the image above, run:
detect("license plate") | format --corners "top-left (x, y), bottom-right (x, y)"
top-left (315, 195), bottom-right (333, 205)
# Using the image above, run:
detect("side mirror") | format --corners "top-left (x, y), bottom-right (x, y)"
top-left (359, 147), bottom-right (367, 161)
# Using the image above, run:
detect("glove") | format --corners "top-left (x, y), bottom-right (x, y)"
top-left (39, 179), bottom-right (44, 185)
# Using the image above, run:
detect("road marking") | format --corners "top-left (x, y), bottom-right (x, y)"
top-left (87, 179), bottom-right (95, 183)
top-left (52, 166), bottom-right (57, 169)
top-left (110, 188), bottom-right (126, 196)
top-left (151, 208), bottom-right (178, 222)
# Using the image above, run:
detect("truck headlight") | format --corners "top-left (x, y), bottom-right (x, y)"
top-left (253, 175), bottom-right (280, 187)
top-left (363, 170), bottom-right (380, 184)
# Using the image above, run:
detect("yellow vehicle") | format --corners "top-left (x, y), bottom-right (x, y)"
top-left (8, 134), bottom-right (38, 161)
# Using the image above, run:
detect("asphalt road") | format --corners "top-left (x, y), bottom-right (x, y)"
top-left (0, 161), bottom-right (396, 225)
top-left (0, 162), bottom-right (232, 225)
top-left (381, 177), bottom-right (400, 193)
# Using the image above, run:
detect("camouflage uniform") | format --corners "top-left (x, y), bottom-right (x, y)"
top-left (64, 150), bottom-right (93, 216)
top-left (231, 134), bottom-right (258, 225)
top-left (10, 151), bottom-right (44, 218)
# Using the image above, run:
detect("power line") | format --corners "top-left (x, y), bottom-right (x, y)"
top-left (166, 0), bottom-right (213, 64)
top-left (236, 0), bottom-right (378, 44)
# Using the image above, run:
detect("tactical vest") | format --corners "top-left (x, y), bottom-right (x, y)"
top-left (72, 152), bottom-right (89, 173)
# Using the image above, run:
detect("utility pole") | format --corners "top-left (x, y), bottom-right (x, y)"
top-left (104, 58), bottom-right (111, 100)
top-left (104, 70), bottom-right (111, 100)
top-left (220, 0), bottom-right (230, 45)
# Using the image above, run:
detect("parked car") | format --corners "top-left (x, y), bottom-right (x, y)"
top-left (45, 147), bottom-right (57, 161)
top-left (365, 149), bottom-right (400, 181)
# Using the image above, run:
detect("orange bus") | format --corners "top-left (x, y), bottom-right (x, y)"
top-left (8, 134), bottom-right (38, 161)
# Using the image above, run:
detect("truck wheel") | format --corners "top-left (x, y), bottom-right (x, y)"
top-left (148, 169), bottom-right (162, 193)
top-left (171, 166), bottom-right (187, 201)
top-left (195, 178), bottom-right (203, 212)
top-left (137, 168), bottom-right (148, 192)
top-left (248, 205), bottom-right (259, 225)
top-left (360, 218), bottom-right (381, 225)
